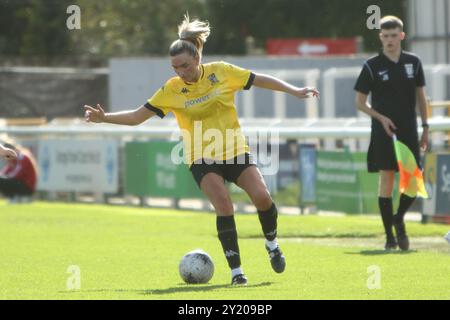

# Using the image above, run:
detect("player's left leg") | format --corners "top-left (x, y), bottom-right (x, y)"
top-left (235, 165), bottom-right (285, 273)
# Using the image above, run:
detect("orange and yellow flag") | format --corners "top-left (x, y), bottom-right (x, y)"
top-left (393, 135), bottom-right (428, 198)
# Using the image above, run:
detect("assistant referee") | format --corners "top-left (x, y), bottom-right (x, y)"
top-left (354, 16), bottom-right (429, 251)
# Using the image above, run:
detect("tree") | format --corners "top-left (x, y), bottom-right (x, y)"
top-left (0, 0), bottom-right (407, 63)
top-left (0, 0), bottom-right (75, 62)
top-left (205, 0), bottom-right (406, 54)
top-left (71, 0), bottom-right (207, 58)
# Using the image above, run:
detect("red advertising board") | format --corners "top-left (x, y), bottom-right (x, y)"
top-left (266, 38), bottom-right (358, 56)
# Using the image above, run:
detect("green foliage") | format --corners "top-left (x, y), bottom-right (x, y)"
top-left (0, 0), bottom-right (75, 61)
top-left (71, 0), bottom-right (207, 58)
top-left (206, 0), bottom-right (406, 53)
top-left (0, 0), bottom-right (406, 63)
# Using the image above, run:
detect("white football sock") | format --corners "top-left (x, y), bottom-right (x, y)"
top-left (265, 239), bottom-right (278, 251)
top-left (231, 267), bottom-right (243, 278)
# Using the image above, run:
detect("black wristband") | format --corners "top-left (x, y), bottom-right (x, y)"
top-left (422, 123), bottom-right (429, 128)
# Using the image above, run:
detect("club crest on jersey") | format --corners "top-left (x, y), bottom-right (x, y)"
top-left (404, 64), bottom-right (414, 78)
top-left (181, 87), bottom-right (189, 94)
top-left (207, 73), bottom-right (219, 85)
top-left (378, 70), bottom-right (389, 81)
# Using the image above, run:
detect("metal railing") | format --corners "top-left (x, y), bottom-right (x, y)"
top-left (1, 117), bottom-right (449, 139)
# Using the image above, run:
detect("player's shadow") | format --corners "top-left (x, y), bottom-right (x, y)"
top-left (69, 281), bottom-right (273, 296)
top-left (140, 281), bottom-right (273, 295)
top-left (345, 249), bottom-right (418, 256)
top-left (243, 234), bottom-right (375, 239)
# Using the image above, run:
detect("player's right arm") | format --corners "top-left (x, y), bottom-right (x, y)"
top-left (354, 62), bottom-right (397, 137)
top-left (84, 104), bottom-right (156, 125)
top-left (355, 92), bottom-right (397, 137)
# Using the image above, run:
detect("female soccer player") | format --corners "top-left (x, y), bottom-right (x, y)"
top-left (84, 15), bottom-right (319, 285)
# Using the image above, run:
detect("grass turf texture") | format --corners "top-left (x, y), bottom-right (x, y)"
top-left (1, 201), bottom-right (450, 300)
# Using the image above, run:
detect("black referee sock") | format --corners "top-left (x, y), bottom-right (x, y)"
top-left (378, 197), bottom-right (394, 239)
top-left (216, 215), bottom-right (241, 269)
top-left (394, 194), bottom-right (416, 224)
top-left (257, 203), bottom-right (278, 241)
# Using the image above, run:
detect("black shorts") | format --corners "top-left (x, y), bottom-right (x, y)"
top-left (367, 124), bottom-right (421, 172)
top-left (190, 153), bottom-right (256, 188)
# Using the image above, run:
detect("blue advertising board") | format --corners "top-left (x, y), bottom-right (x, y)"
top-left (299, 144), bottom-right (316, 204)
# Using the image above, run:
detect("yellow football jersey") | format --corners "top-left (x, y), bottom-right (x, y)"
top-left (146, 61), bottom-right (254, 166)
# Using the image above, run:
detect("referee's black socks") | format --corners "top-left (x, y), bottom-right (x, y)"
top-left (257, 203), bottom-right (278, 242)
top-left (378, 197), bottom-right (395, 239)
top-left (216, 215), bottom-right (241, 270)
top-left (394, 194), bottom-right (416, 224)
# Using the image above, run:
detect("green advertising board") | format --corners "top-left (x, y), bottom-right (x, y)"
top-left (316, 150), bottom-right (399, 214)
top-left (125, 141), bottom-right (203, 198)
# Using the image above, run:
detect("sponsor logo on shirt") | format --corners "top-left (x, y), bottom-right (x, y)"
top-left (404, 63), bottom-right (414, 78)
top-left (184, 90), bottom-right (220, 108)
top-left (207, 73), bottom-right (219, 85)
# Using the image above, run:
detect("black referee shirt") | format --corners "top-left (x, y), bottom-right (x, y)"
top-left (354, 50), bottom-right (425, 172)
top-left (354, 50), bottom-right (425, 130)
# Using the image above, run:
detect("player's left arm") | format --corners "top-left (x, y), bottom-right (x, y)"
top-left (252, 73), bottom-right (319, 99)
top-left (416, 86), bottom-right (429, 152)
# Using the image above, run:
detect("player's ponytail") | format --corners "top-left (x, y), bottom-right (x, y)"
top-left (169, 13), bottom-right (210, 58)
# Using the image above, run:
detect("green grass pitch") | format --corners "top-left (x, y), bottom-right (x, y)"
top-left (1, 201), bottom-right (450, 300)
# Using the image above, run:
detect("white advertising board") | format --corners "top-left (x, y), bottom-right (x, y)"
top-left (37, 140), bottom-right (118, 192)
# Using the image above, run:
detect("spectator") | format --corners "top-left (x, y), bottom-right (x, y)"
top-left (0, 142), bottom-right (38, 202)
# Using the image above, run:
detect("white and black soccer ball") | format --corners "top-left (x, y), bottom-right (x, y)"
top-left (179, 249), bottom-right (214, 284)
top-left (444, 231), bottom-right (450, 244)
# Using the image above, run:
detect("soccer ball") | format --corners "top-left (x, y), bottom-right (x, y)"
top-left (444, 231), bottom-right (450, 244)
top-left (179, 249), bottom-right (214, 284)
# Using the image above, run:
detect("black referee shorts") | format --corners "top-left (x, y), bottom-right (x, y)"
top-left (189, 153), bottom-right (256, 188)
top-left (367, 127), bottom-right (421, 172)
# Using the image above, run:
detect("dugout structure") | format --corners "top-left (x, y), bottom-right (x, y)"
top-left (0, 66), bottom-right (108, 119)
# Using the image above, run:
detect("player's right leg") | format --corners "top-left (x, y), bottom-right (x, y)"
top-left (378, 170), bottom-right (397, 250)
top-left (195, 171), bottom-right (247, 286)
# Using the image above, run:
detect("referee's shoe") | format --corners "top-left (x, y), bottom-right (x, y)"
top-left (384, 236), bottom-right (398, 251)
top-left (266, 245), bottom-right (286, 273)
top-left (394, 220), bottom-right (410, 251)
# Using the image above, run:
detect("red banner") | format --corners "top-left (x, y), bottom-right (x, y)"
top-left (266, 38), bottom-right (358, 56)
